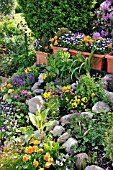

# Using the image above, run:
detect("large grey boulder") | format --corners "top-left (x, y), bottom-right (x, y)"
top-left (84, 165), bottom-right (104, 170)
top-left (92, 101), bottom-right (110, 113)
top-left (53, 125), bottom-right (65, 137)
top-left (28, 96), bottom-right (44, 114)
top-left (104, 89), bottom-right (113, 104)
top-left (62, 138), bottom-right (78, 154)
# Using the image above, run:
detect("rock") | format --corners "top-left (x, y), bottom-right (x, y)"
top-left (57, 132), bottom-right (70, 144)
top-left (31, 82), bottom-right (41, 91)
top-left (104, 89), bottom-right (113, 104)
top-left (100, 74), bottom-right (113, 89)
top-left (53, 125), bottom-right (65, 137)
top-left (75, 153), bottom-right (88, 170)
top-left (84, 165), bottom-right (104, 170)
top-left (33, 89), bottom-right (44, 94)
top-left (60, 113), bottom-right (75, 126)
top-left (28, 96), bottom-right (44, 114)
top-left (47, 120), bottom-right (59, 131)
top-left (34, 130), bottom-right (40, 137)
top-left (62, 138), bottom-right (78, 154)
top-left (38, 73), bottom-right (45, 83)
top-left (81, 112), bottom-right (93, 118)
top-left (92, 101), bottom-right (110, 113)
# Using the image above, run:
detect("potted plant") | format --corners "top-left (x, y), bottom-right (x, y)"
top-left (33, 36), bottom-right (52, 66)
top-left (50, 28), bottom-right (69, 53)
top-left (57, 31), bottom-right (113, 71)
top-left (105, 51), bottom-right (113, 73)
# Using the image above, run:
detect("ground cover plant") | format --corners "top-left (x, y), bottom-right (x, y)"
top-left (1, 1), bottom-right (113, 170)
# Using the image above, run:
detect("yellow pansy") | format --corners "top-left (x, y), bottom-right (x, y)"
top-left (8, 89), bottom-right (14, 94)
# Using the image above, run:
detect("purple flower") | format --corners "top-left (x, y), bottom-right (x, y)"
top-left (109, 11), bottom-right (113, 20)
top-left (14, 95), bottom-right (20, 99)
top-left (66, 165), bottom-right (70, 170)
top-left (100, 0), bottom-right (112, 11)
top-left (93, 32), bottom-right (101, 39)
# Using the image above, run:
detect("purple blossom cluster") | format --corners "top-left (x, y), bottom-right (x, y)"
top-left (58, 31), bottom-right (84, 48)
top-left (58, 31), bottom-right (112, 54)
top-left (0, 99), bottom-right (18, 140)
top-left (94, 0), bottom-right (113, 38)
top-left (12, 73), bottom-right (35, 87)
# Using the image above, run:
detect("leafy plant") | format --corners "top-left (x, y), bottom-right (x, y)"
top-left (28, 106), bottom-right (56, 139)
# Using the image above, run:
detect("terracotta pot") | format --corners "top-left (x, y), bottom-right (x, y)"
top-left (51, 46), bottom-right (68, 54)
top-left (69, 49), bottom-right (106, 71)
top-left (105, 52), bottom-right (113, 73)
top-left (35, 51), bottom-right (49, 66)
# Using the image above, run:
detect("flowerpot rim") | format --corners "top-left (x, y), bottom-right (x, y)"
top-left (105, 54), bottom-right (113, 59)
top-left (69, 49), bottom-right (105, 58)
top-left (35, 50), bottom-right (50, 55)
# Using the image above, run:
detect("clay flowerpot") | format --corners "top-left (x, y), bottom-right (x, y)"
top-left (105, 52), bottom-right (113, 73)
top-left (69, 49), bottom-right (106, 71)
top-left (35, 51), bottom-right (49, 66)
top-left (51, 46), bottom-right (68, 54)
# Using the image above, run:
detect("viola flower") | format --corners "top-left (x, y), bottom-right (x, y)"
top-left (38, 149), bottom-right (43, 153)
top-left (91, 93), bottom-right (95, 98)
top-left (33, 160), bottom-right (39, 167)
top-left (45, 162), bottom-right (51, 168)
top-left (44, 153), bottom-right (50, 161)
top-left (34, 140), bottom-right (40, 145)
top-left (81, 97), bottom-right (88, 103)
top-left (23, 154), bottom-right (30, 162)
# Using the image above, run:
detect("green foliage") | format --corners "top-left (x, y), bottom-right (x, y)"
top-left (0, 0), bottom-right (16, 16)
top-left (105, 128), bottom-right (113, 162)
top-left (75, 74), bottom-right (107, 108)
top-left (17, 0), bottom-right (96, 38)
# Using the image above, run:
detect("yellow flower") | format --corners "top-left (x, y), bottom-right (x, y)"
top-left (63, 85), bottom-right (71, 93)
top-left (42, 73), bottom-right (48, 80)
top-left (23, 154), bottom-right (30, 162)
top-left (7, 83), bottom-right (12, 88)
top-left (72, 102), bottom-right (77, 108)
top-left (52, 111), bottom-right (56, 114)
top-left (54, 40), bottom-right (58, 46)
top-left (8, 89), bottom-right (14, 94)
top-left (83, 105), bottom-right (86, 109)
top-left (34, 140), bottom-right (40, 145)
top-left (84, 37), bottom-right (89, 43)
top-left (43, 92), bottom-right (51, 99)
top-left (81, 97), bottom-right (88, 103)
top-left (44, 46), bottom-right (48, 49)
top-left (24, 69), bottom-right (28, 73)
top-left (108, 44), bottom-right (112, 49)
top-left (1, 87), bottom-right (5, 92)
top-left (32, 146), bottom-right (38, 152)
top-left (50, 38), bottom-right (54, 42)
top-left (48, 158), bottom-right (53, 163)
top-left (44, 153), bottom-right (50, 161)
top-left (30, 138), bottom-right (35, 144)
top-left (37, 148), bottom-right (43, 153)
top-left (52, 73), bottom-right (56, 77)
top-left (33, 161), bottom-right (39, 167)
top-left (98, 37), bottom-right (103, 41)
top-left (91, 93), bottom-right (95, 98)
top-left (74, 99), bottom-right (80, 105)
top-left (86, 43), bottom-right (89, 47)
top-left (45, 162), bottom-right (51, 169)
top-left (27, 67), bottom-right (32, 72)
top-left (65, 97), bottom-right (69, 102)
top-left (39, 168), bottom-right (44, 170)
top-left (89, 39), bottom-right (94, 43)
top-left (54, 36), bottom-right (58, 40)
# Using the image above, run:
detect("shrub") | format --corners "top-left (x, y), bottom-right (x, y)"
top-left (17, 0), bottom-right (97, 38)
top-left (0, 0), bottom-right (16, 16)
